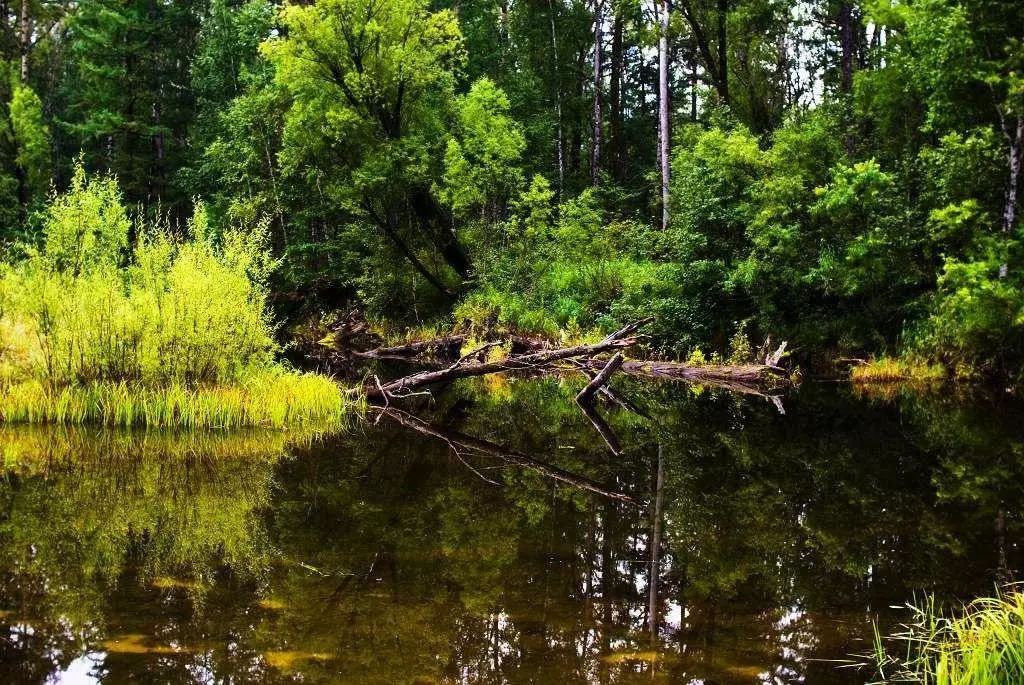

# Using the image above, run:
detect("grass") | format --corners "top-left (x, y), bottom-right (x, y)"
top-left (0, 371), bottom-right (355, 429)
top-left (871, 590), bottom-right (1024, 684)
top-left (850, 356), bottom-right (946, 384)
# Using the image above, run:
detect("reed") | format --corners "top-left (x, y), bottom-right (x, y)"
top-left (850, 357), bottom-right (946, 384)
top-left (871, 590), bottom-right (1024, 684)
top-left (0, 372), bottom-right (353, 429)
top-left (0, 165), bottom-right (359, 430)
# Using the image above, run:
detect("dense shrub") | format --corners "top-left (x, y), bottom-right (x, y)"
top-left (1, 165), bottom-right (275, 387)
top-left (0, 165), bottom-right (343, 427)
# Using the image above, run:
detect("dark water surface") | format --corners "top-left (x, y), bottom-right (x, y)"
top-left (0, 377), bottom-right (1021, 684)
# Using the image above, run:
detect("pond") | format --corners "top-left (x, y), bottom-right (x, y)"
top-left (0, 376), bottom-right (1020, 683)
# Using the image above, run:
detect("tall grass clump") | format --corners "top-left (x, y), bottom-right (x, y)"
top-left (871, 590), bottom-right (1024, 684)
top-left (850, 357), bottom-right (947, 384)
top-left (0, 164), bottom-right (346, 428)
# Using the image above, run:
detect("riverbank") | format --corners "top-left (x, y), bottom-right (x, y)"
top-left (0, 372), bottom-right (349, 429)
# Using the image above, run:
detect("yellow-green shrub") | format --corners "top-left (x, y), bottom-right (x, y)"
top-left (1, 165), bottom-right (276, 387)
top-left (0, 165), bottom-right (346, 429)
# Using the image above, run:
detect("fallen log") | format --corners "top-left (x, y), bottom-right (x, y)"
top-left (574, 353), bottom-right (626, 456)
top-left (343, 316), bottom-right (790, 403)
top-left (582, 359), bottom-right (789, 395)
top-left (349, 335), bottom-right (467, 360)
top-left (356, 322), bottom-right (648, 402)
top-left (576, 352), bottom-right (624, 405)
top-left (375, 406), bottom-right (636, 504)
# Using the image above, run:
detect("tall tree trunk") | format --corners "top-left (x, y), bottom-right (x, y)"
top-left (19, 0), bottom-right (29, 82)
top-left (678, 1), bottom-right (728, 105)
top-left (499, 0), bottom-right (509, 71)
top-left (570, 47), bottom-right (586, 175)
top-left (609, 10), bottom-right (623, 180)
top-left (151, 99), bottom-right (163, 205)
top-left (591, 0), bottom-right (603, 185)
top-left (838, 1), bottom-right (854, 93)
top-left (690, 52), bottom-right (698, 120)
top-left (548, 0), bottom-right (565, 195)
top-left (658, 0), bottom-right (671, 230)
top-left (1000, 115), bottom-right (1023, 279)
top-left (716, 0), bottom-right (729, 105)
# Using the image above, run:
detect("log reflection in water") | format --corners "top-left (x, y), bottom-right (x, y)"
top-left (373, 406), bottom-right (637, 504)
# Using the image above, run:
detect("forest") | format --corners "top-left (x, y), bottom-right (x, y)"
top-left (0, 1), bottom-right (1022, 681)
top-left (0, 0), bottom-right (1019, 382)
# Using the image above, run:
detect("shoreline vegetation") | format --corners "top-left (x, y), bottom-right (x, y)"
top-left (0, 374), bottom-right (348, 429)
top-left (871, 590), bottom-right (1024, 684)
top-left (0, 165), bottom-right (347, 430)
top-left (849, 357), bottom-right (948, 386)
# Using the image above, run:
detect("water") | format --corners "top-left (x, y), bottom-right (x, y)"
top-left (0, 376), bottom-right (1020, 684)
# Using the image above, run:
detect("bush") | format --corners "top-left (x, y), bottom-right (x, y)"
top-left (911, 253), bottom-right (1024, 376)
top-left (2, 167), bottom-right (275, 386)
top-left (873, 591), bottom-right (1024, 684)
top-left (0, 165), bottom-right (344, 427)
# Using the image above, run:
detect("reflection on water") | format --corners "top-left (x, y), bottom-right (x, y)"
top-left (0, 379), bottom-right (1020, 683)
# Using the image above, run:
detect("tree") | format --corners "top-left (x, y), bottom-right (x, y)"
top-left (262, 0), bottom-right (525, 297)
top-left (658, 0), bottom-right (669, 229)
top-left (0, 69), bottom-right (50, 228)
top-left (591, 0), bottom-right (603, 185)
top-left (59, 0), bottom-right (201, 214)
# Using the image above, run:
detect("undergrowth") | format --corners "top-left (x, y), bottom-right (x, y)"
top-left (871, 590), bottom-right (1024, 684)
top-left (0, 164), bottom-right (348, 429)
top-left (850, 357), bottom-right (946, 384)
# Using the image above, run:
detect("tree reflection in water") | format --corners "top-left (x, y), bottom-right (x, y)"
top-left (0, 378), bottom-right (1020, 683)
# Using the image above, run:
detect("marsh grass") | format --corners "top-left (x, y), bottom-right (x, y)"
top-left (0, 372), bottom-right (352, 429)
top-left (0, 165), bottom-right (356, 429)
top-left (850, 357), bottom-right (946, 384)
top-left (871, 590), bottom-right (1024, 684)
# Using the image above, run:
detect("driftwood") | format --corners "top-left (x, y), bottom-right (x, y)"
top-left (575, 353), bottom-right (625, 456)
top-left (344, 316), bottom-right (791, 407)
top-left (570, 359), bottom-right (650, 417)
top-left (357, 319), bottom-right (650, 402)
top-left (375, 406), bottom-right (636, 504)
top-left (576, 352), bottom-right (624, 405)
top-left (350, 335), bottom-right (467, 360)
top-left (582, 359), bottom-right (789, 396)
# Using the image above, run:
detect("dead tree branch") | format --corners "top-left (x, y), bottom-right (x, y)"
top-left (356, 323), bottom-right (648, 402)
top-left (576, 352), bottom-right (624, 405)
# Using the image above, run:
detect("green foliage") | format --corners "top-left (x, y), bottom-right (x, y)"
top-left (912, 253), bottom-right (1024, 376)
top-left (0, 165), bottom-right (343, 427)
top-left (0, 0), bottom-right (1019, 380)
top-left (8, 80), bottom-right (50, 197)
top-left (40, 163), bottom-right (130, 274)
top-left (439, 78), bottom-right (526, 216)
top-left (873, 592), bottom-right (1024, 684)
